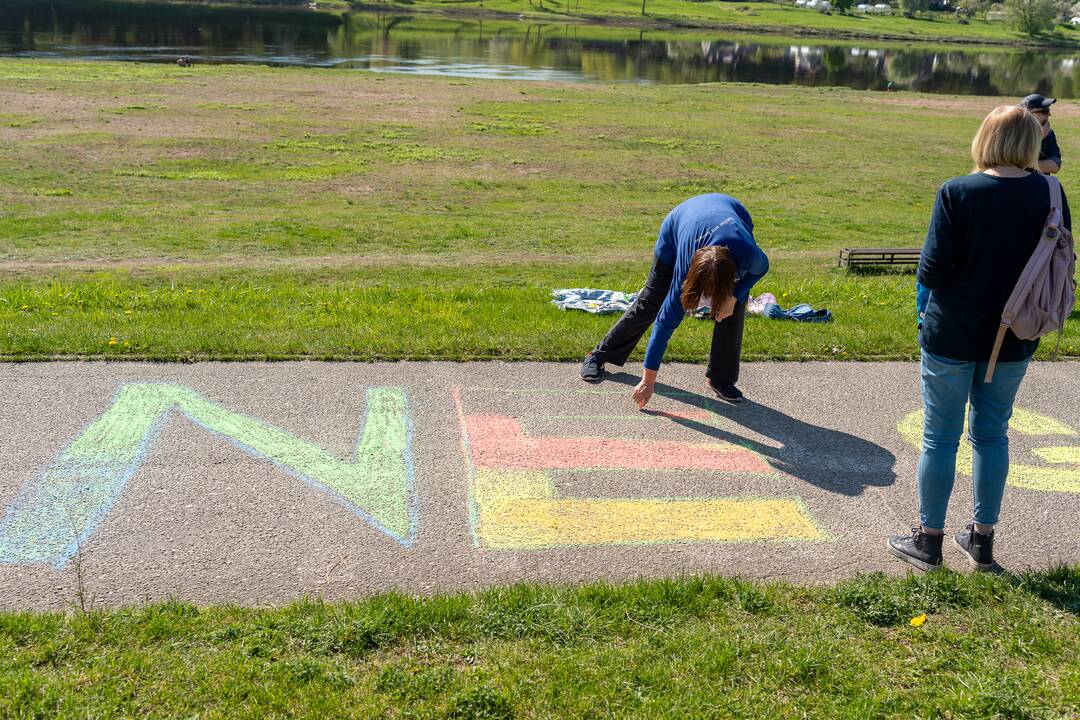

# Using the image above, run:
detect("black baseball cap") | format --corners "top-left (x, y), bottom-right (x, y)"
top-left (1021, 93), bottom-right (1056, 111)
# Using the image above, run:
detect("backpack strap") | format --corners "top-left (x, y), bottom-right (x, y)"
top-left (1046, 174), bottom-right (1063, 224)
top-left (984, 324), bottom-right (1009, 383)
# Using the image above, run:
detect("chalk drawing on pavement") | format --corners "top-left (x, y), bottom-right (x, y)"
top-left (0, 384), bottom-right (418, 569)
top-left (453, 386), bottom-right (826, 549)
top-left (898, 406), bottom-right (1080, 493)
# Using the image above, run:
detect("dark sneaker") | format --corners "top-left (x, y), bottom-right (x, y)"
top-left (954, 524), bottom-right (1001, 573)
top-left (706, 379), bottom-right (744, 404)
top-left (888, 527), bottom-right (944, 572)
top-left (580, 352), bottom-right (605, 383)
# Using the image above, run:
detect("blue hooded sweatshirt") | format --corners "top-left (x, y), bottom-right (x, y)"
top-left (644, 194), bottom-right (769, 371)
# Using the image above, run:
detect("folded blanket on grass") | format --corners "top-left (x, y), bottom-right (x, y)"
top-left (553, 288), bottom-right (711, 317)
top-left (551, 288), bottom-right (638, 315)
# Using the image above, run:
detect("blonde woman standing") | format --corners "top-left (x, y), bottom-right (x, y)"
top-left (890, 106), bottom-right (1072, 572)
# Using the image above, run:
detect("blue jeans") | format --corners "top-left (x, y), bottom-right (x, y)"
top-left (918, 350), bottom-right (1030, 530)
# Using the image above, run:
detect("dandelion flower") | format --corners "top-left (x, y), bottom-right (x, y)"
top-left (910, 613), bottom-right (927, 627)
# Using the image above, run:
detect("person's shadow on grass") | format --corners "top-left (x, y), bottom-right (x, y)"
top-left (606, 372), bottom-right (896, 497)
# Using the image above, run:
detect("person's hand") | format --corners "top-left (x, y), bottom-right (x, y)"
top-left (632, 380), bottom-right (654, 408)
top-left (715, 294), bottom-right (738, 321)
top-left (632, 377), bottom-right (655, 408)
top-left (633, 368), bottom-right (658, 409)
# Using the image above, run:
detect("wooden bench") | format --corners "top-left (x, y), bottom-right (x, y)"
top-left (839, 247), bottom-right (921, 268)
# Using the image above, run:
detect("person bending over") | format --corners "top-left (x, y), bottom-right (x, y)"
top-left (579, 193), bottom-right (769, 408)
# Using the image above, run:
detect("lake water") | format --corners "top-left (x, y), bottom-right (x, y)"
top-left (4, 0), bottom-right (1080, 96)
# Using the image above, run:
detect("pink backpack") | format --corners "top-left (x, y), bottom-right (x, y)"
top-left (985, 174), bottom-right (1077, 382)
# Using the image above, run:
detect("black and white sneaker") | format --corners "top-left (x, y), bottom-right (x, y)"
top-left (580, 352), bottom-right (605, 383)
top-left (954, 524), bottom-right (1001, 573)
top-left (706, 379), bottom-right (744, 404)
top-left (888, 527), bottom-right (944, 572)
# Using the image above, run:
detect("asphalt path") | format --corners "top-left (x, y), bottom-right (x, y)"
top-left (1, 361), bottom-right (1077, 610)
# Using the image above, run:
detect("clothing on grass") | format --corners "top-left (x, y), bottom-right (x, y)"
top-left (645, 194), bottom-right (768, 371)
top-left (768, 303), bottom-right (831, 322)
top-left (748, 293), bottom-right (832, 322)
top-left (747, 293), bottom-right (778, 316)
top-left (918, 172), bottom-right (1071, 363)
top-left (552, 288), bottom-right (638, 315)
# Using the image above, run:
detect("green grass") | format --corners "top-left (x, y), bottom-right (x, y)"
top-left (0, 267), bottom-right (879, 360)
top-left (2, 568), bottom-right (1078, 717)
top-left (357, 0), bottom-right (1080, 46)
top-left (2, 58), bottom-right (1079, 361)
top-left (7, 265), bottom-right (1079, 361)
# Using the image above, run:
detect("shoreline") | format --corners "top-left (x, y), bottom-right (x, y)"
top-left (342, 0), bottom-right (1080, 49)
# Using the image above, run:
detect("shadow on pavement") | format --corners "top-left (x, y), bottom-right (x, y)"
top-left (605, 372), bottom-right (897, 497)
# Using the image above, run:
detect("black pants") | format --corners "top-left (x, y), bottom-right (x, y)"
top-left (591, 257), bottom-right (746, 386)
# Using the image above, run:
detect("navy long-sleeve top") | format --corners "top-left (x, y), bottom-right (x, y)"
top-left (1041, 129), bottom-right (1062, 168)
top-left (918, 172), bottom-right (1071, 363)
top-left (644, 194), bottom-right (769, 371)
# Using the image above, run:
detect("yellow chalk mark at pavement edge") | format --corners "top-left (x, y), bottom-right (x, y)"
top-left (1034, 446), bottom-right (1080, 464)
top-left (898, 407), bottom-right (1080, 493)
top-left (473, 470), bottom-right (826, 549)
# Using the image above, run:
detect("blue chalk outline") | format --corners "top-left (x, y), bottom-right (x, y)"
top-left (0, 383), bottom-right (419, 569)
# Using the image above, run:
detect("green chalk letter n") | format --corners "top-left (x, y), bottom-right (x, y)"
top-left (0, 384), bottom-right (417, 569)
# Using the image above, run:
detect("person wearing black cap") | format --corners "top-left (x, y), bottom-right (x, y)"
top-left (1020, 93), bottom-right (1061, 174)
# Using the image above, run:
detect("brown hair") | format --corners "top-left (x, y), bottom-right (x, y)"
top-left (681, 246), bottom-right (736, 320)
top-left (971, 105), bottom-right (1041, 172)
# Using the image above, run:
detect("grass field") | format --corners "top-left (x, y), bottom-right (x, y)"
top-left (2, 58), bottom-right (1078, 362)
top-left (354, 0), bottom-right (1080, 46)
top-left (4, 56), bottom-right (1080, 718)
top-left (1, 568), bottom-right (1078, 718)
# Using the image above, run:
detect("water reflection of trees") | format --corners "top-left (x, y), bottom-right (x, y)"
top-left (2, 0), bottom-right (339, 58)
top-left (324, 19), bottom-right (1080, 96)
top-left (5, 0), bottom-right (1080, 97)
